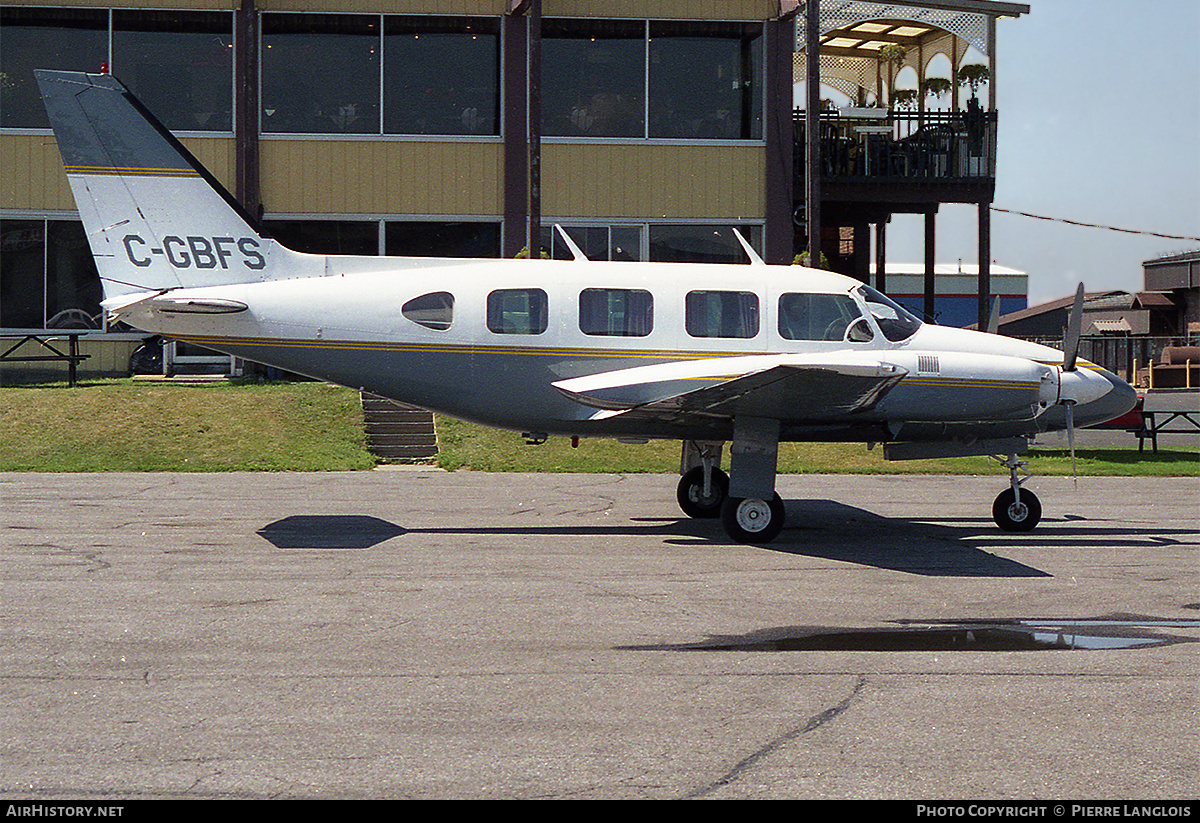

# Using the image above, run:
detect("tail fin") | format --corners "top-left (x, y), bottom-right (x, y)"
top-left (35, 69), bottom-right (287, 302)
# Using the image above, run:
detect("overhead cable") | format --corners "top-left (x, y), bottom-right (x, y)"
top-left (990, 207), bottom-right (1200, 243)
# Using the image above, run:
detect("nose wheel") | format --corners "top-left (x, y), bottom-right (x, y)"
top-left (992, 453), bottom-right (1041, 532)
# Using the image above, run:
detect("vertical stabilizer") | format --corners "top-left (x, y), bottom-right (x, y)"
top-left (36, 69), bottom-right (295, 301)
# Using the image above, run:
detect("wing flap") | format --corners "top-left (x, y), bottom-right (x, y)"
top-left (554, 354), bottom-right (907, 423)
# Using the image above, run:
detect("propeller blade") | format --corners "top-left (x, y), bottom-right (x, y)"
top-left (1066, 401), bottom-right (1077, 486)
top-left (1063, 283), bottom-right (1085, 372)
top-left (987, 295), bottom-right (1001, 334)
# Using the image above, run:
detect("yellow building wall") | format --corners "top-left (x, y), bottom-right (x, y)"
top-left (1, 134), bottom-right (235, 211)
top-left (260, 140), bottom-right (503, 215)
top-left (542, 143), bottom-right (764, 220)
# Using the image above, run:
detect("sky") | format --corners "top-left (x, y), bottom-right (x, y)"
top-left (828, 0), bottom-right (1200, 305)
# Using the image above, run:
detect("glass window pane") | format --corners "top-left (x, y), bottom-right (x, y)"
top-left (542, 19), bottom-right (644, 137)
top-left (386, 222), bottom-right (500, 258)
top-left (384, 17), bottom-right (498, 135)
top-left (262, 13), bottom-right (381, 134)
top-left (263, 220), bottom-right (379, 255)
top-left (487, 288), bottom-right (547, 335)
top-left (778, 292), bottom-right (863, 341)
top-left (686, 290), bottom-right (758, 339)
top-left (579, 288), bottom-right (653, 336)
top-left (0, 7), bottom-right (108, 129)
top-left (0, 220), bottom-right (47, 328)
top-left (113, 11), bottom-right (234, 132)
top-left (402, 291), bottom-right (454, 331)
top-left (45, 221), bottom-right (102, 329)
top-left (649, 22), bottom-right (763, 140)
top-left (649, 224), bottom-right (762, 264)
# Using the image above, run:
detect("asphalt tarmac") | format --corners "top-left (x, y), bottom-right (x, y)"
top-left (2, 471), bottom-right (1197, 800)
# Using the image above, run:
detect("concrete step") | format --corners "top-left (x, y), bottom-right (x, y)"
top-left (360, 393), bottom-right (438, 460)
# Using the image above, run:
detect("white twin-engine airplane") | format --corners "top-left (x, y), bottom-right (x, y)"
top-left (37, 69), bottom-right (1136, 544)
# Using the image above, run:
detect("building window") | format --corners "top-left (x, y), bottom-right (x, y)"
top-left (0, 7), bottom-right (108, 130)
top-left (541, 225), bottom-right (641, 261)
top-left (649, 225), bottom-right (763, 264)
top-left (384, 17), bottom-right (499, 136)
top-left (0, 220), bottom-right (102, 330)
top-left (0, 8), bottom-right (233, 133)
top-left (488, 289), bottom-right (548, 335)
top-left (648, 21), bottom-right (762, 140)
top-left (685, 290), bottom-right (759, 339)
top-left (541, 19), bottom-right (645, 138)
top-left (263, 220), bottom-right (380, 255)
top-left (579, 288), bottom-right (653, 337)
top-left (112, 11), bottom-right (234, 132)
top-left (386, 222), bottom-right (500, 258)
top-left (262, 13), bottom-right (381, 135)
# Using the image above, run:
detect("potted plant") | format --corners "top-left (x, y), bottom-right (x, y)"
top-left (958, 64), bottom-right (990, 100)
top-left (922, 77), bottom-right (952, 104)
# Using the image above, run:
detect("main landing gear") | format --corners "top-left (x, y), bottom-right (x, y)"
top-left (678, 425), bottom-right (787, 545)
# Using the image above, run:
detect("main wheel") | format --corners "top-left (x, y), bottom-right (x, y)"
top-left (676, 466), bottom-right (729, 519)
top-left (992, 487), bottom-right (1041, 532)
top-left (720, 494), bottom-right (786, 544)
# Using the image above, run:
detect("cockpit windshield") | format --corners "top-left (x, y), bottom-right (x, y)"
top-left (856, 285), bottom-right (923, 342)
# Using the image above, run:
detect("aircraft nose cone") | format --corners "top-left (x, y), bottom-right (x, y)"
top-left (1074, 369), bottom-right (1138, 427)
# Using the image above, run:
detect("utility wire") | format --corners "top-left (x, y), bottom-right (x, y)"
top-left (990, 207), bottom-right (1200, 243)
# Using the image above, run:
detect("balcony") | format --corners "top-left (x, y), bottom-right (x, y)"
top-left (794, 108), bottom-right (998, 207)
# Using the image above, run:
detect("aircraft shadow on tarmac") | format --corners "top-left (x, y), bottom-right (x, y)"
top-left (255, 499), bottom-right (1070, 578)
top-left (255, 501), bottom-right (1195, 578)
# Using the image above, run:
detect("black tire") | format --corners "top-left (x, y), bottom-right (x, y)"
top-left (720, 494), bottom-right (786, 544)
top-left (992, 487), bottom-right (1041, 532)
top-left (676, 466), bottom-right (729, 519)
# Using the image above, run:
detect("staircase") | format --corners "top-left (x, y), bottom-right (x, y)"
top-left (360, 393), bottom-right (439, 460)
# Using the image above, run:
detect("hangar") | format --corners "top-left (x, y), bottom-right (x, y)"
top-left (1, 0), bottom-right (1027, 378)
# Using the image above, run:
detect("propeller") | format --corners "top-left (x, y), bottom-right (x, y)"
top-left (987, 295), bottom-right (1001, 334)
top-left (1061, 283), bottom-right (1086, 482)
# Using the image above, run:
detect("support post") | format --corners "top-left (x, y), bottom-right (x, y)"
top-left (804, 0), bottom-right (821, 268)
top-left (527, 0), bottom-right (542, 257)
top-left (502, 11), bottom-right (528, 257)
top-left (978, 202), bottom-right (992, 329)
top-left (764, 10), bottom-right (797, 265)
top-left (924, 210), bottom-right (936, 322)
top-left (234, 0), bottom-right (260, 216)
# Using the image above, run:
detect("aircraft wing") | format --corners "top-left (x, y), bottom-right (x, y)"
top-left (553, 353), bottom-right (907, 425)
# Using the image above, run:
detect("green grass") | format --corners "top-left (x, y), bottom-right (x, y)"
top-left (0, 379), bottom-right (375, 472)
top-left (1, 379), bottom-right (1195, 476)
top-left (433, 416), bottom-right (1199, 477)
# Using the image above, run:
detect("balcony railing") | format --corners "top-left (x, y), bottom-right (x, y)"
top-left (795, 108), bottom-right (997, 184)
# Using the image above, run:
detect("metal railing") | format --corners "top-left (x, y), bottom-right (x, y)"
top-left (795, 108), bottom-right (997, 182)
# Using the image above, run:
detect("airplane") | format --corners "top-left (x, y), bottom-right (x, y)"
top-left (35, 68), bottom-right (1137, 544)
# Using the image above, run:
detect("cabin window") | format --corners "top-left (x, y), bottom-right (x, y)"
top-left (487, 288), bottom-right (548, 335)
top-left (402, 292), bottom-right (454, 331)
top-left (578, 288), bottom-right (653, 337)
top-left (685, 290), bottom-right (758, 339)
top-left (778, 292), bottom-right (865, 342)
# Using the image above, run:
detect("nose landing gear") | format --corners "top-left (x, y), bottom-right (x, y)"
top-left (993, 453), bottom-right (1041, 532)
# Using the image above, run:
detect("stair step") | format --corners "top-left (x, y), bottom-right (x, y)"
top-left (360, 392), bottom-right (438, 459)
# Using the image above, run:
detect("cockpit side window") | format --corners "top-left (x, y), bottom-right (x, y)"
top-left (857, 285), bottom-right (922, 342)
top-left (402, 291), bottom-right (454, 330)
top-left (778, 292), bottom-right (865, 341)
